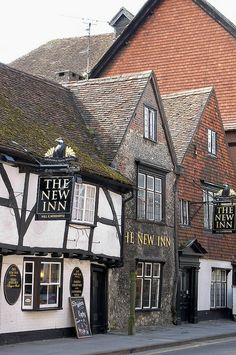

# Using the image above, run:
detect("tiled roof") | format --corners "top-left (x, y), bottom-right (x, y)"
top-left (162, 87), bottom-right (213, 164)
top-left (10, 34), bottom-right (114, 81)
top-left (0, 63), bottom-right (130, 185)
top-left (66, 72), bottom-right (151, 162)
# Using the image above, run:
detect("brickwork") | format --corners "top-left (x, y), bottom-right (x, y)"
top-left (177, 92), bottom-right (236, 261)
top-left (101, 0), bottom-right (236, 128)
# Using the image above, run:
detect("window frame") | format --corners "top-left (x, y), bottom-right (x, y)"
top-left (135, 261), bottom-right (162, 311)
top-left (137, 168), bottom-right (165, 224)
top-left (180, 199), bottom-right (190, 226)
top-left (22, 257), bottom-right (63, 311)
top-left (72, 182), bottom-right (96, 224)
top-left (144, 105), bottom-right (157, 142)
top-left (208, 128), bottom-right (217, 156)
top-left (210, 268), bottom-right (227, 309)
top-left (203, 188), bottom-right (215, 230)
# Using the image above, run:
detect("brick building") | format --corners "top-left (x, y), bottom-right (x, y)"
top-left (91, 0), bottom-right (236, 169)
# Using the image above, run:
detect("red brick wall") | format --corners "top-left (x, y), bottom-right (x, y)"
top-left (101, 0), bottom-right (236, 127)
top-left (177, 92), bottom-right (236, 261)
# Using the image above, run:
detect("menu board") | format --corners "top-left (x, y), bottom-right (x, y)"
top-left (69, 297), bottom-right (92, 338)
top-left (70, 267), bottom-right (84, 297)
top-left (4, 264), bottom-right (21, 305)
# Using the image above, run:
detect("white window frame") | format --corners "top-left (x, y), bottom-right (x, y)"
top-left (180, 200), bottom-right (190, 226)
top-left (22, 258), bottom-right (62, 311)
top-left (137, 171), bottom-right (164, 223)
top-left (135, 261), bottom-right (161, 310)
top-left (144, 106), bottom-right (157, 141)
top-left (208, 129), bottom-right (217, 155)
top-left (72, 183), bottom-right (96, 224)
top-left (210, 268), bottom-right (227, 308)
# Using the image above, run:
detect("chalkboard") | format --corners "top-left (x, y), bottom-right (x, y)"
top-left (69, 297), bottom-right (92, 338)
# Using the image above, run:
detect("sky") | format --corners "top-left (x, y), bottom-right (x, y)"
top-left (1, 0), bottom-right (236, 64)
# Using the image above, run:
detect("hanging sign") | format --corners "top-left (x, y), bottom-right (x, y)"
top-left (35, 175), bottom-right (74, 220)
top-left (212, 203), bottom-right (236, 233)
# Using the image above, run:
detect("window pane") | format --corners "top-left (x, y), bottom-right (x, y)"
top-left (25, 263), bottom-right (33, 273)
top-left (137, 190), bottom-right (146, 219)
top-left (210, 283), bottom-right (215, 308)
top-left (135, 279), bottom-right (142, 308)
top-left (147, 176), bottom-right (154, 190)
top-left (143, 279), bottom-right (151, 308)
top-left (145, 263), bottom-right (152, 277)
top-left (155, 178), bottom-right (161, 193)
top-left (154, 193), bottom-right (162, 222)
top-left (138, 173), bottom-right (145, 188)
top-left (147, 191), bottom-right (154, 220)
top-left (25, 274), bottom-right (32, 283)
top-left (48, 285), bottom-right (58, 304)
top-left (40, 285), bottom-right (48, 305)
top-left (40, 263), bottom-right (50, 283)
top-left (144, 107), bottom-right (149, 138)
top-left (153, 263), bottom-right (160, 277)
top-left (137, 262), bottom-right (143, 277)
top-left (151, 279), bottom-right (159, 308)
top-left (51, 264), bottom-right (60, 283)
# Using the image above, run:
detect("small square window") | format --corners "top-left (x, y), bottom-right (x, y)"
top-left (144, 106), bottom-right (157, 141)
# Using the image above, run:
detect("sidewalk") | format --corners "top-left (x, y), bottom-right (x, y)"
top-left (1, 319), bottom-right (236, 355)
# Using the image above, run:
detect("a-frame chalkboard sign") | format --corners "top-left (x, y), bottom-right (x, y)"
top-left (69, 297), bottom-right (92, 338)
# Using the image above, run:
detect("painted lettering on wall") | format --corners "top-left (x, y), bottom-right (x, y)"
top-left (125, 231), bottom-right (171, 247)
top-left (213, 204), bottom-right (236, 233)
top-left (36, 175), bottom-right (74, 220)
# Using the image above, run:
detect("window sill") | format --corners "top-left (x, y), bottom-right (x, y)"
top-left (22, 307), bottom-right (63, 312)
top-left (207, 153), bottom-right (217, 159)
top-left (69, 221), bottom-right (96, 228)
top-left (143, 137), bottom-right (157, 144)
top-left (136, 219), bottom-right (166, 226)
top-left (135, 308), bottom-right (161, 312)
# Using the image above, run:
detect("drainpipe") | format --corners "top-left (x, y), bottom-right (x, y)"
top-left (172, 167), bottom-right (181, 325)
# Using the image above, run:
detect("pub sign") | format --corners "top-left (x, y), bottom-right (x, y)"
top-left (212, 203), bottom-right (236, 233)
top-left (36, 175), bottom-right (74, 220)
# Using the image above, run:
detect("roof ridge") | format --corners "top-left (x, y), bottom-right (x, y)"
top-left (162, 86), bottom-right (213, 99)
top-left (68, 71), bottom-right (152, 87)
top-left (1, 62), bottom-right (71, 93)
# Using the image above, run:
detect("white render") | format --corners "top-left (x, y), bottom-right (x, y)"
top-left (0, 255), bottom-right (90, 333)
top-left (198, 258), bottom-right (233, 311)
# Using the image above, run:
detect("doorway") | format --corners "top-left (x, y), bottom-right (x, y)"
top-left (180, 268), bottom-right (192, 322)
top-left (90, 265), bottom-right (107, 334)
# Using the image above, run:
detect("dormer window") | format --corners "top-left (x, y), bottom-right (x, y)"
top-left (144, 105), bottom-right (157, 142)
top-left (208, 129), bottom-right (217, 156)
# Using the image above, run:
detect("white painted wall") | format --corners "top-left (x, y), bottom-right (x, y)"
top-left (92, 222), bottom-right (120, 257)
top-left (0, 255), bottom-right (91, 334)
top-left (198, 258), bottom-right (233, 311)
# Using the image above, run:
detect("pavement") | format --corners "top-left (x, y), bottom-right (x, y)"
top-left (0, 319), bottom-right (236, 355)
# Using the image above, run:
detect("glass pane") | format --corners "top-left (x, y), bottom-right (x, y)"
top-left (24, 295), bottom-right (32, 307)
top-left (221, 283), bottom-right (226, 307)
top-left (147, 176), bottom-right (154, 191)
top-left (149, 110), bottom-right (155, 140)
top-left (215, 283), bottom-right (221, 307)
top-left (155, 178), bottom-right (161, 193)
top-left (210, 283), bottom-right (215, 308)
top-left (154, 193), bottom-right (162, 222)
top-left (221, 270), bottom-right (226, 282)
top-left (153, 263), bottom-right (160, 277)
top-left (144, 107), bottom-right (149, 138)
top-left (143, 279), bottom-right (151, 308)
top-left (145, 263), bottom-right (152, 277)
top-left (51, 264), bottom-right (60, 283)
top-left (147, 191), bottom-right (154, 220)
top-left (151, 279), bottom-right (159, 308)
top-left (137, 190), bottom-right (145, 219)
top-left (24, 285), bottom-right (32, 294)
top-left (25, 273), bottom-right (32, 283)
top-left (138, 173), bottom-right (145, 188)
top-left (25, 263), bottom-right (33, 273)
top-left (137, 262), bottom-right (143, 277)
top-left (40, 263), bottom-right (50, 283)
top-left (48, 285), bottom-right (58, 304)
top-left (135, 279), bottom-right (142, 308)
top-left (40, 285), bottom-right (48, 305)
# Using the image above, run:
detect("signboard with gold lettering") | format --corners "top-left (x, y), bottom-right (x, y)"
top-left (36, 175), bottom-right (74, 220)
top-left (70, 267), bottom-right (84, 297)
top-left (4, 264), bottom-right (21, 305)
top-left (213, 204), bottom-right (236, 233)
top-left (125, 231), bottom-right (171, 247)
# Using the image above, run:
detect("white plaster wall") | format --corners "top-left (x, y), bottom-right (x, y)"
top-left (97, 188), bottom-right (113, 220)
top-left (67, 226), bottom-right (90, 250)
top-left (198, 259), bottom-right (233, 311)
top-left (0, 255), bottom-right (91, 334)
top-left (92, 223), bottom-right (120, 257)
top-left (109, 191), bottom-right (122, 234)
top-left (0, 206), bottom-right (19, 244)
